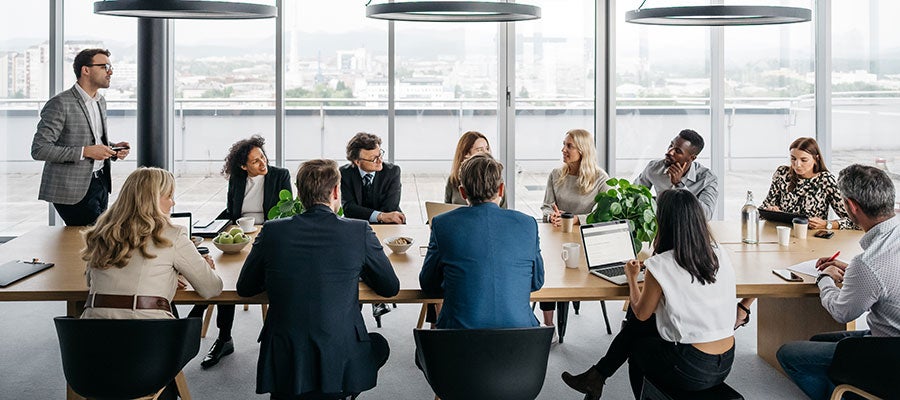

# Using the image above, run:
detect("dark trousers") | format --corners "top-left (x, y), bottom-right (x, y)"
top-left (594, 308), bottom-right (734, 398)
top-left (270, 332), bottom-right (389, 400)
top-left (187, 304), bottom-right (235, 341)
top-left (53, 173), bottom-right (108, 226)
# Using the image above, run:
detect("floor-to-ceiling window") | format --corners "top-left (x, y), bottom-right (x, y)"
top-left (0, 2), bottom-right (48, 235)
top-left (831, 0), bottom-right (900, 206)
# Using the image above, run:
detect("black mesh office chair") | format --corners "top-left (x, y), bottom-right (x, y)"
top-left (54, 316), bottom-right (202, 400)
top-left (414, 326), bottom-right (553, 400)
top-left (828, 336), bottom-right (900, 400)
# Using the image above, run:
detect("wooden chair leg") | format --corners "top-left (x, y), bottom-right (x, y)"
top-left (830, 384), bottom-right (881, 400)
top-left (174, 370), bottom-right (192, 400)
top-left (261, 303), bottom-right (268, 320)
top-left (417, 304), bottom-right (428, 329)
top-left (200, 305), bottom-right (214, 338)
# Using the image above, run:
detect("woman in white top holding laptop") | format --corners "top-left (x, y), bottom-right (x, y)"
top-left (562, 189), bottom-right (736, 399)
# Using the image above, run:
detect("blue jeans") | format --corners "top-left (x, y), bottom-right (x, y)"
top-left (776, 330), bottom-right (869, 400)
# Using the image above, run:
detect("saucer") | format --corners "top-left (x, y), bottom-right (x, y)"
top-left (240, 226), bottom-right (257, 234)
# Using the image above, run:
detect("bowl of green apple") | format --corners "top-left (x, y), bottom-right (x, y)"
top-left (212, 228), bottom-right (252, 254)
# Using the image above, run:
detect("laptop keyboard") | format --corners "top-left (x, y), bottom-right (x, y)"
top-left (599, 266), bottom-right (625, 277)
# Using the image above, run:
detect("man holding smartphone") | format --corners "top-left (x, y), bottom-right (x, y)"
top-left (776, 165), bottom-right (900, 400)
top-left (30, 48), bottom-right (130, 226)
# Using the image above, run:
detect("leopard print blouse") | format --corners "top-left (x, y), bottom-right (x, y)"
top-left (760, 165), bottom-right (857, 230)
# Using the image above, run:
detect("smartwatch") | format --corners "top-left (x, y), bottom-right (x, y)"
top-left (816, 273), bottom-right (833, 285)
top-left (826, 221), bottom-right (833, 230)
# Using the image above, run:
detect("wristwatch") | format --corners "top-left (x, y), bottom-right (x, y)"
top-left (826, 221), bottom-right (833, 230)
top-left (816, 273), bottom-right (833, 285)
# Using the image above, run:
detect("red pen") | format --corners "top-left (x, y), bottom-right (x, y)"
top-left (825, 251), bottom-right (840, 263)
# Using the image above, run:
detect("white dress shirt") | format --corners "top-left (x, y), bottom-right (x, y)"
top-left (74, 83), bottom-right (105, 172)
top-left (242, 174), bottom-right (266, 222)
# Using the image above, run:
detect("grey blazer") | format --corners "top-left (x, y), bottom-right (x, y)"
top-left (31, 85), bottom-right (111, 205)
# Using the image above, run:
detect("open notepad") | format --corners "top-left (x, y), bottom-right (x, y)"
top-left (788, 259), bottom-right (820, 277)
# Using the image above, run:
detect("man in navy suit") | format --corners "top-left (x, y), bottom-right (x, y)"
top-left (339, 132), bottom-right (405, 224)
top-left (420, 153), bottom-right (544, 329)
top-left (237, 159), bottom-right (400, 399)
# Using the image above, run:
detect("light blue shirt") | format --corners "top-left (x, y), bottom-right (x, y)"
top-left (358, 167), bottom-right (380, 223)
top-left (636, 159), bottom-right (718, 220)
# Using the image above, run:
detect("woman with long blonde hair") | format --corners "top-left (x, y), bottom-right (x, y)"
top-left (539, 129), bottom-right (612, 336)
top-left (80, 167), bottom-right (222, 320)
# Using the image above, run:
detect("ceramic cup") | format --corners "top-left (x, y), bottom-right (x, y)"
top-left (561, 242), bottom-right (582, 268)
top-left (237, 216), bottom-right (255, 232)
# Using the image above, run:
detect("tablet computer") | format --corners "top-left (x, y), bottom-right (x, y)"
top-left (758, 208), bottom-right (805, 224)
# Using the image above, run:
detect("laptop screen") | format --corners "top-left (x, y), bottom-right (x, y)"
top-left (170, 212), bottom-right (192, 236)
top-left (581, 220), bottom-right (636, 269)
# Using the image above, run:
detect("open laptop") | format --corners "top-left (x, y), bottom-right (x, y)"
top-left (170, 212), bottom-right (192, 236)
top-left (580, 220), bottom-right (644, 285)
top-left (425, 201), bottom-right (464, 224)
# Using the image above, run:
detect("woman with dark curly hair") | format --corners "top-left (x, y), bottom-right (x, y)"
top-left (188, 134), bottom-right (292, 370)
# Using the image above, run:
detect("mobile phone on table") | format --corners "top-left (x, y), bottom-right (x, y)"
top-left (773, 269), bottom-right (803, 282)
top-left (814, 230), bottom-right (834, 239)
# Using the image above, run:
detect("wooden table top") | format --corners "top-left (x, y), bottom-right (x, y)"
top-left (0, 220), bottom-right (864, 303)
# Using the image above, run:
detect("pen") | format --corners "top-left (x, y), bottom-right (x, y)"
top-left (825, 251), bottom-right (840, 263)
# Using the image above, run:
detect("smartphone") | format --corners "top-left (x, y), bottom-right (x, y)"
top-left (111, 146), bottom-right (130, 151)
top-left (773, 269), bottom-right (803, 282)
top-left (814, 230), bottom-right (835, 239)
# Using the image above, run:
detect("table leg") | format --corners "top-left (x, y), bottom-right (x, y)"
top-left (757, 297), bottom-right (851, 373)
top-left (66, 300), bottom-right (85, 317)
top-left (556, 301), bottom-right (570, 344)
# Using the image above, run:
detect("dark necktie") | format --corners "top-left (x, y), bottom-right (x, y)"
top-left (362, 173), bottom-right (376, 208)
top-left (363, 173), bottom-right (373, 187)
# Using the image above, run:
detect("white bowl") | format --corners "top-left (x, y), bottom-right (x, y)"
top-left (212, 235), bottom-right (251, 254)
top-left (384, 236), bottom-right (414, 254)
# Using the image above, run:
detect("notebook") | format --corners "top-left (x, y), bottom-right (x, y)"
top-left (425, 201), bottom-right (464, 225)
top-left (580, 220), bottom-right (644, 285)
top-left (0, 260), bottom-right (55, 287)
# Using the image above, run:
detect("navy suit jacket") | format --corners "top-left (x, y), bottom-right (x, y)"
top-left (237, 205), bottom-right (400, 396)
top-left (218, 165), bottom-right (292, 222)
top-left (339, 162), bottom-right (402, 221)
top-left (420, 202), bottom-right (544, 329)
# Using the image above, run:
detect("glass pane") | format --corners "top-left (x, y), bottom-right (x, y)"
top-left (64, 0), bottom-right (138, 222)
top-left (0, 2), bottom-right (48, 235)
top-left (721, 0), bottom-right (816, 220)
top-left (395, 21), bottom-right (499, 223)
top-left (615, 0), bottom-right (711, 189)
top-left (515, 0), bottom-right (595, 217)
top-left (832, 0), bottom-right (900, 208)
top-left (173, 7), bottom-right (275, 222)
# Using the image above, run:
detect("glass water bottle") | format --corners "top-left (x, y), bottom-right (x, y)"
top-left (741, 191), bottom-right (759, 244)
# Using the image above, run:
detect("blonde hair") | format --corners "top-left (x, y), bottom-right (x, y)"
top-left (449, 131), bottom-right (490, 187)
top-left (556, 129), bottom-right (602, 194)
top-left (81, 167), bottom-right (175, 269)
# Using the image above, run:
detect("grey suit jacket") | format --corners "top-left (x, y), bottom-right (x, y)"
top-left (31, 85), bottom-right (111, 205)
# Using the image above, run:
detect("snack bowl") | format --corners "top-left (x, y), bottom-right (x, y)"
top-left (212, 234), bottom-right (251, 254)
top-left (384, 236), bottom-right (414, 254)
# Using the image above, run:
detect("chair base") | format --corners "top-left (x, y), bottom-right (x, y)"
top-left (830, 384), bottom-right (882, 400)
top-left (640, 377), bottom-right (743, 400)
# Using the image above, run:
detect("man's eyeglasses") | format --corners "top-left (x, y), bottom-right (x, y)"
top-left (358, 149), bottom-right (385, 163)
top-left (87, 63), bottom-right (113, 72)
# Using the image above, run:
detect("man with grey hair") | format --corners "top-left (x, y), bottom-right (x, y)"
top-left (777, 164), bottom-right (899, 400)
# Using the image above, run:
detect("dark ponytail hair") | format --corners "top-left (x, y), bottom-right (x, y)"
top-left (652, 189), bottom-right (719, 285)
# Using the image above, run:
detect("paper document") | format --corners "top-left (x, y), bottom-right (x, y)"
top-left (788, 259), bottom-right (820, 277)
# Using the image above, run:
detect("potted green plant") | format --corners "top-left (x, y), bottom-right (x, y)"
top-left (267, 189), bottom-right (343, 220)
top-left (586, 178), bottom-right (658, 254)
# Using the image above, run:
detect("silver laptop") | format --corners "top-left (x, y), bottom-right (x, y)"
top-left (425, 201), bottom-right (464, 224)
top-left (580, 220), bottom-right (644, 285)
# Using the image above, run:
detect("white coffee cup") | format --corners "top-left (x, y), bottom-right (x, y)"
top-left (237, 216), bottom-right (255, 232)
top-left (792, 217), bottom-right (809, 239)
top-left (777, 226), bottom-right (791, 246)
top-left (561, 242), bottom-right (582, 268)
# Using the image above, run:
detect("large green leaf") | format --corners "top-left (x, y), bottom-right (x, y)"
top-left (279, 189), bottom-right (292, 201)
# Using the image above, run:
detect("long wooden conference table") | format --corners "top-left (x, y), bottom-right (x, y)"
top-left (0, 219), bottom-right (863, 396)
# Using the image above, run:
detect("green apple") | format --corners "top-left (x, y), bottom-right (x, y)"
top-left (233, 234), bottom-right (248, 244)
top-left (228, 227), bottom-right (244, 237)
top-left (216, 233), bottom-right (234, 244)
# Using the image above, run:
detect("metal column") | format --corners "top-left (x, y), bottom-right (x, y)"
top-left (136, 18), bottom-right (173, 169)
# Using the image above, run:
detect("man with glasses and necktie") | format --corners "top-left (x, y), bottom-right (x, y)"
top-left (31, 48), bottom-right (130, 226)
top-left (340, 132), bottom-right (405, 224)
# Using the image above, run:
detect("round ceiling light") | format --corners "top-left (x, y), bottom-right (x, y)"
top-left (625, 5), bottom-right (811, 26)
top-left (366, 1), bottom-right (541, 22)
top-left (94, 1), bottom-right (277, 19)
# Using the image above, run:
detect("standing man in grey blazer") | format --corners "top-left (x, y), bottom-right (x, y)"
top-left (31, 48), bottom-right (130, 226)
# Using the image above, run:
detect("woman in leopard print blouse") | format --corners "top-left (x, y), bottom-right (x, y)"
top-left (734, 137), bottom-right (858, 330)
top-left (760, 137), bottom-right (856, 230)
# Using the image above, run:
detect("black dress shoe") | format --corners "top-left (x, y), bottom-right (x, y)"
top-left (201, 338), bottom-right (234, 369)
top-left (562, 367), bottom-right (606, 400)
top-left (372, 303), bottom-right (391, 318)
